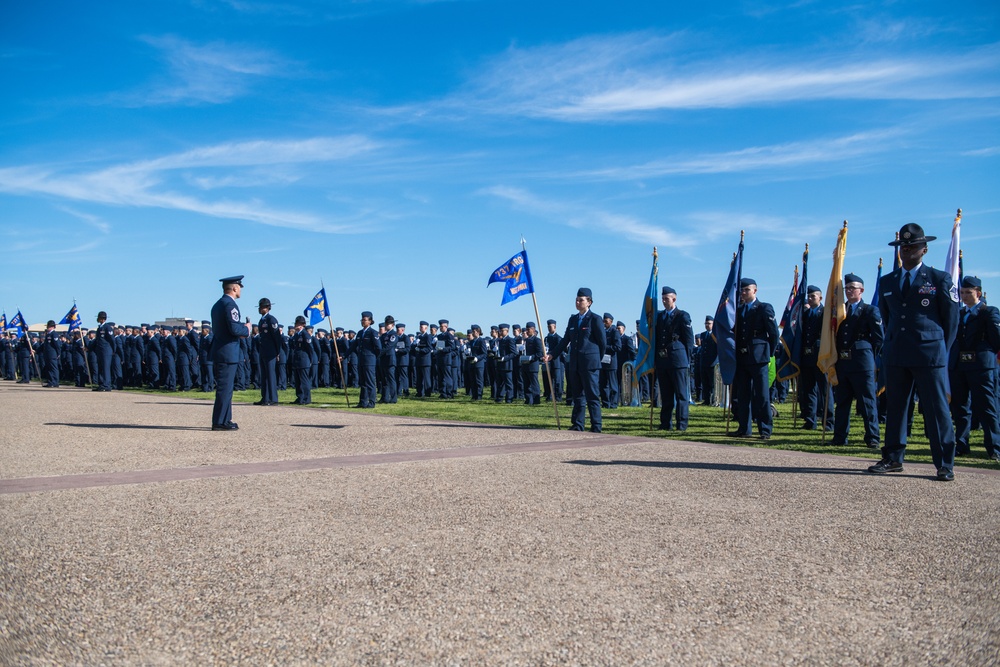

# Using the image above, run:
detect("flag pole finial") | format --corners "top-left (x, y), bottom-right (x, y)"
top-left (652, 246), bottom-right (658, 261)
top-left (956, 208), bottom-right (962, 220)
top-left (878, 257), bottom-right (883, 268)
top-left (842, 220), bottom-right (848, 229)
top-left (740, 229), bottom-right (745, 242)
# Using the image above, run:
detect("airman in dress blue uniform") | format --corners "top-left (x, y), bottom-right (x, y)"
top-left (798, 286), bottom-right (835, 431)
top-left (655, 286), bottom-right (695, 430)
top-left (831, 274), bottom-right (883, 448)
top-left (199, 321), bottom-right (214, 392)
top-left (699, 316), bottom-right (718, 406)
top-left (42, 320), bottom-right (62, 387)
top-left (543, 319), bottom-right (564, 402)
top-left (730, 278), bottom-right (779, 439)
top-left (600, 313), bottom-right (622, 408)
top-left (93, 311), bottom-right (115, 391)
top-left (160, 326), bottom-right (177, 391)
top-left (548, 288), bottom-right (607, 432)
top-left (869, 223), bottom-right (960, 480)
top-left (950, 276), bottom-right (1000, 461)
top-left (210, 275), bottom-right (250, 430)
top-left (290, 315), bottom-right (313, 405)
top-left (520, 321), bottom-right (544, 405)
top-left (378, 316), bottom-right (399, 404)
top-left (256, 298), bottom-right (281, 406)
top-left (352, 311), bottom-right (380, 408)
top-left (495, 323), bottom-right (516, 403)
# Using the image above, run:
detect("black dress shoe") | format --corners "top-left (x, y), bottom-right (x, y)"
top-left (759, 433), bottom-right (771, 441)
top-left (727, 431), bottom-right (751, 438)
top-left (568, 425), bottom-right (584, 432)
top-left (590, 427), bottom-right (602, 433)
top-left (212, 423), bottom-right (239, 431)
top-left (955, 446), bottom-right (971, 457)
top-left (865, 442), bottom-right (879, 449)
top-left (867, 459), bottom-right (903, 474)
top-left (253, 400), bottom-right (268, 405)
top-left (936, 468), bottom-right (954, 481)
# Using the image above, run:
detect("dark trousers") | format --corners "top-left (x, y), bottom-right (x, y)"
top-left (734, 362), bottom-right (772, 436)
top-left (380, 361), bottom-right (397, 403)
top-left (567, 364), bottom-right (602, 432)
top-left (600, 366), bottom-right (618, 408)
top-left (415, 365), bottom-right (431, 397)
top-left (521, 364), bottom-right (540, 404)
top-left (832, 369), bottom-right (880, 446)
top-left (358, 361), bottom-right (376, 407)
top-left (700, 366), bottom-right (716, 405)
top-left (161, 355), bottom-right (176, 390)
top-left (96, 348), bottom-right (112, 390)
top-left (294, 366), bottom-right (311, 404)
top-left (212, 362), bottom-right (237, 427)
top-left (799, 363), bottom-right (834, 429)
top-left (259, 355), bottom-right (278, 404)
top-left (495, 368), bottom-right (513, 402)
top-left (951, 366), bottom-right (1000, 457)
top-left (884, 365), bottom-right (955, 470)
top-left (655, 365), bottom-right (690, 429)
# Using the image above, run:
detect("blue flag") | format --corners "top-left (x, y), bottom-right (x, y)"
top-left (635, 253), bottom-right (658, 380)
top-left (870, 259), bottom-right (884, 310)
top-left (8, 310), bottom-right (26, 337)
top-left (304, 288), bottom-right (330, 326)
top-left (775, 247), bottom-right (808, 382)
top-left (712, 239), bottom-right (744, 386)
top-left (59, 304), bottom-right (82, 331)
top-left (487, 250), bottom-right (534, 305)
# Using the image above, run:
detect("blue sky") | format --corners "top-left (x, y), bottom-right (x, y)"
top-left (2, 0), bottom-right (998, 332)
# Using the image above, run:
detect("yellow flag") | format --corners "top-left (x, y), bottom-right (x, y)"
top-left (817, 222), bottom-right (848, 386)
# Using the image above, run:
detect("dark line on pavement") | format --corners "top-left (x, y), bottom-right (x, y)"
top-left (0, 435), bottom-right (631, 495)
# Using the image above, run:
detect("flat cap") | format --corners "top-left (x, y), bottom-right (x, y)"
top-left (220, 275), bottom-right (244, 286)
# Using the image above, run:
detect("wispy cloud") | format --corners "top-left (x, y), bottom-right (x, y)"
top-left (57, 206), bottom-right (111, 233)
top-left (0, 136), bottom-right (382, 232)
top-left (453, 32), bottom-right (1000, 121)
top-left (481, 185), bottom-right (824, 251)
top-left (117, 35), bottom-right (296, 106)
top-left (572, 129), bottom-right (905, 181)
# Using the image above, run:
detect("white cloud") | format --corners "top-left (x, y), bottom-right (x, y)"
top-left (455, 33), bottom-right (1000, 121)
top-left (0, 136), bottom-right (381, 232)
top-left (57, 206), bottom-right (112, 233)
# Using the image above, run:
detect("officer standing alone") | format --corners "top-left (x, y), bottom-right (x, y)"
top-left (210, 276), bottom-right (250, 431)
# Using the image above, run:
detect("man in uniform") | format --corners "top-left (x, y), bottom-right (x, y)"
top-left (831, 274), bottom-right (883, 448)
top-left (543, 319), bottom-right (564, 402)
top-left (353, 311), bottom-right (380, 408)
top-left (394, 323), bottom-right (411, 397)
top-left (869, 223), bottom-right (960, 480)
top-left (436, 319), bottom-right (457, 399)
top-left (92, 311), bottom-right (115, 391)
top-left (600, 313), bottom-right (622, 408)
top-left (617, 321), bottom-right (636, 406)
top-left (495, 323), bottom-right (516, 403)
top-left (290, 315), bottom-right (313, 405)
top-left (799, 286), bottom-right (834, 431)
top-left (199, 322), bottom-right (214, 392)
top-left (378, 316), bottom-right (399, 404)
top-left (410, 321), bottom-right (432, 397)
top-left (210, 275), bottom-right (250, 431)
top-left (655, 286), bottom-right (695, 431)
top-left (160, 326), bottom-right (177, 391)
top-left (548, 288), bottom-right (606, 432)
top-left (143, 324), bottom-right (160, 389)
top-left (730, 278), bottom-right (779, 439)
top-left (520, 321), bottom-right (544, 405)
top-left (41, 320), bottom-right (62, 387)
top-left (950, 276), bottom-right (1000, 461)
top-left (256, 298), bottom-right (281, 406)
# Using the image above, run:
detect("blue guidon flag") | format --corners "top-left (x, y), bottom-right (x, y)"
top-left (304, 288), bottom-right (330, 326)
top-left (488, 250), bottom-right (534, 305)
top-left (59, 303), bottom-right (82, 331)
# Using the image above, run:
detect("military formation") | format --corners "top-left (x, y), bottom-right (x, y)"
top-left (4, 224), bottom-right (998, 478)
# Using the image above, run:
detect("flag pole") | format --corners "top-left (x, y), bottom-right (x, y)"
top-left (522, 238), bottom-right (561, 430)
top-left (648, 247), bottom-right (658, 432)
top-left (791, 261), bottom-right (800, 430)
top-left (19, 309), bottom-right (44, 384)
top-left (321, 280), bottom-right (351, 409)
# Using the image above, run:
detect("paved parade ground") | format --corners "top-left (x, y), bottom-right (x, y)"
top-left (1, 383), bottom-right (998, 665)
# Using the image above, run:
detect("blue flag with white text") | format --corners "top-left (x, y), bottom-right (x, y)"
top-left (8, 311), bottom-right (26, 337)
top-left (60, 304), bottom-right (82, 331)
top-left (488, 250), bottom-right (534, 305)
top-left (304, 288), bottom-right (330, 326)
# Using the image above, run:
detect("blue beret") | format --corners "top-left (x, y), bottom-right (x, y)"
top-left (490, 325), bottom-right (498, 331)
top-left (396, 323), bottom-right (405, 328)
top-left (661, 286), bottom-right (676, 295)
top-left (603, 313), bottom-right (614, 321)
top-left (577, 287), bottom-right (592, 298)
top-left (962, 276), bottom-right (982, 289)
top-left (141, 323), bottom-right (149, 328)
top-left (546, 319), bottom-right (556, 325)
top-left (844, 273), bottom-right (864, 285)
top-left (361, 311), bottom-right (373, 319)
top-left (336, 327), bottom-right (344, 332)
top-left (807, 285), bottom-right (821, 294)
top-left (705, 315), bottom-right (714, 321)
top-left (525, 321), bottom-right (536, 329)
top-left (616, 321), bottom-right (625, 328)
top-left (740, 278), bottom-right (756, 288)
top-left (419, 321), bottom-right (429, 326)
top-left (438, 319), bottom-right (449, 325)
top-left (499, 323), bottom-right (509, 330)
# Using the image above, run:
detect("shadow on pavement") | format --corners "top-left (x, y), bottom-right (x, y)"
top-left (565, 459), bottom-right (934, 479)
top-left (289, 424), bottom-right (346, 429)
top-left (45, 423), bottom-right (210, 431)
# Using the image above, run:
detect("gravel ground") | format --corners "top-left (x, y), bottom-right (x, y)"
top-left (1, 383), bottom-right (998, 665)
